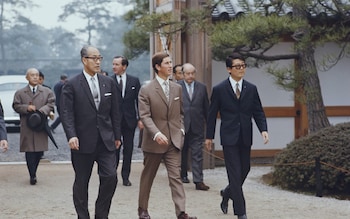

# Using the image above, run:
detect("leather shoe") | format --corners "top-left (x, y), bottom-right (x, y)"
top-left (123, 179), bottom-right (132, 186)
top-left (182, 176), bottom-right (190, 183)
top-left (220, 189), bottom-right (228, 214)
top-left (195, 182), bottom-right (210, 191)
top-left (138, 207), bottom-right (150, 219)
top-left (30, 177), bottom-right (37, 185)
top-left (238, 214), bottom-right (247, 219)
top-left (177, 212), bottom-right (197, 219)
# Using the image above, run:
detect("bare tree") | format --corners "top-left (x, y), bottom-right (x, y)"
top-left (59, 0), bottom-right (113, 45)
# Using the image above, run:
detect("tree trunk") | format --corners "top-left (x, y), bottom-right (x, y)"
top-left (293, 4), bottom-right (330, 134)
top-left (296, 42), bottom-right (330, 133)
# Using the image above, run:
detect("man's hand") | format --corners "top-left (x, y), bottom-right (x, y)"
top-left (138, 120), bottom-right (144, 129)
top-left (262, 131), bottom-right (269, 144)
top-left (155, 133), bottom-right (169, 146)
top-left (68, 137), bottom-right (79, 150)
top-left (27, 104), bottom-right (36, 112)
top-left (115, 140), bottom-right (121, 149)
top-left (205, 139), bottom-right (213, 151)
top-left (0, 140), bottom-right (8, 152)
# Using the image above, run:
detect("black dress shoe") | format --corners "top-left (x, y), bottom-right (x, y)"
top-left (181, 176), bottom-right (190, 183)
top-left (220, 189), bottom-right (228, 214)
top-left (123, 180), bottom-right (132, 186)
top-left (30, 177), bottom-right (37, 185)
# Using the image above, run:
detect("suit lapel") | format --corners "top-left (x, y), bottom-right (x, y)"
top-left (181, 80), bottom-right (192, 102)
top-left (79, 73), bottom-right (96, 109)
top-left (97, 74), bottom-right (105, 106)
top-left (192, 81), bottom-right (199, 102)
top-left (154, 79), bottom-right (168, 105)
top-left (240, 80), bottom-right (247, 100)
top-left (124, 75), bottom-right (131, 99)
top-left (224, 79), bottom-right (236, 100)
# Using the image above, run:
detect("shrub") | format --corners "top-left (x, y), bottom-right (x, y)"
top-left (272, 122), bottom-right (350, 196)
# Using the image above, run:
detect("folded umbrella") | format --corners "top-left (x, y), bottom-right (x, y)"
top-left (44, 120), bottom-right (58, 149)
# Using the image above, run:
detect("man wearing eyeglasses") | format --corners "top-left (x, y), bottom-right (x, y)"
top-left (60, 45), bottom-right (121, 219)
top-left (205, 53), bottom-right (269, 219)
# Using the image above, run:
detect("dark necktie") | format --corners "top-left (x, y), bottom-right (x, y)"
top-left (32, 87), bottom-right (35, 94)
top-left (119, 76), bottom-right (123, 96)
top-left (235, 83), bottom-right (240, 99)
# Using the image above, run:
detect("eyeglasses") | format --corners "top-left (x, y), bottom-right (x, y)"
top-left (85, 56), bottom-right (103, 62)
top-left (231, 64), bottom-right (246, 70)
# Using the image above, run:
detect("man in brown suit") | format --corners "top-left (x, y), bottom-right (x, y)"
top-left (12, 68), bottom-right (55, 185)
top-left (137, 53), bottom-right (197, 219)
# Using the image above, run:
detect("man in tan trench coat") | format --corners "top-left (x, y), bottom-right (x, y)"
top-left (13, 68), bottom-right (55, 185)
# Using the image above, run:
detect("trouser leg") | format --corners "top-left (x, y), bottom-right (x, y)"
top-left (121, 127), bottom-right (135, 181)
top-left (71, 152), bottom-right (95, 219)
top-left (25, 151), bottom-right (43, 178)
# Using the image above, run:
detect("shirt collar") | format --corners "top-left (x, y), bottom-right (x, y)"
top-left (116, 73), bottom-right (126, 80)
top-left (156, 75), bottom-right (169, 85)
top-left (229, 77), bottom-right (242, 90)
top-left (29, 85), bottom-right (37, 91)
top-left (83, 70), bottom-right (98, 82)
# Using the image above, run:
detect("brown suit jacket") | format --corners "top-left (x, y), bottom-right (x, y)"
top-left (138, 78), bottom-right (184, 153)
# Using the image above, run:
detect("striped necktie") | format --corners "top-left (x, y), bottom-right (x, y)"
top-left (235, 83), bottom-right (240, 99)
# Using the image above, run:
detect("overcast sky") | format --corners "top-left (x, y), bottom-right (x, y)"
top-left (21, 0), bottom-right (133, 32)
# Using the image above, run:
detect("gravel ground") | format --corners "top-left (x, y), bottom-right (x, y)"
top-left (0, 163), bottom-right (349, 219)
top-left (1, 124), bottom-right (350, 218)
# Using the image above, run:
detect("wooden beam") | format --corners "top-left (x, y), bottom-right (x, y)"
top-left (325, 106), bottom-right (350, 116)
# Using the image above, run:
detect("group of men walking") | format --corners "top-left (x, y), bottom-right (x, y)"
top-left (3, 45), bottom-right (269, 219)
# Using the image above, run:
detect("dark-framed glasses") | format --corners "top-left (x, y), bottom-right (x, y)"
top-left (85, 56), bottom-right (103, 62)
top-left (231, 64), bottom-right (246, 70)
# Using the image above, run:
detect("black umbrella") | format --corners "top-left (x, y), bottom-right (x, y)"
top-left (27, 110), bottom-right (59, 149)
top-left (44, 120), bottom-right (58, 149)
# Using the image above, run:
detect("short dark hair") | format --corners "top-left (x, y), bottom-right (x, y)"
top-left (226, 52), bottom-right (245, 68)
top-left (173, 64), bottom-right (182, 74)
top-left (80, 45), bottom-right (91, 58)
top-left (39, 71), bottom-right (44, 78)
top-left (60, 74), bottom-right (68, 80)
top-left (152, 52), bottom-right (169, 74)
top-left (113, 55), bottom-right (129, 67)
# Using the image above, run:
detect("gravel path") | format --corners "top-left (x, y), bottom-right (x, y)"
top-left (1, 125), bottom-right (350, 218)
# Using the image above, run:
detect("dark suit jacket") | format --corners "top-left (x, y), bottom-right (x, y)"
top-left (112, 74), bottom-right (141, 130)
top-left (60, 72), bottom-right (121, 153)
top-left (179, 80), bottom-right (209, 135)
top-left (206, 78), bottom-right (267, 146)
top-left (0, 101), bottom-right (7, 141)
top-left (53, 80), bottom-right (65, 112)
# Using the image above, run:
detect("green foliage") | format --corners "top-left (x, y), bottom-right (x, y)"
top-left (121, 0), bottom-right (150, 59)
top-left (273, 122), bottom-right (350, 195)
top-left (211, 14), bottom-right (304, 55)
top-left (123, 28), bottom-right (149, 59)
